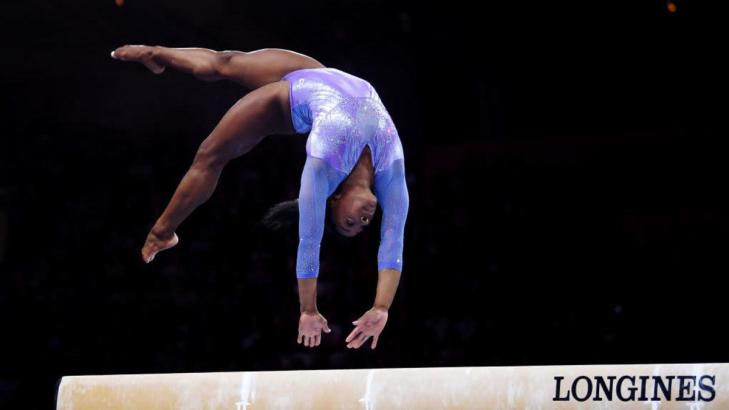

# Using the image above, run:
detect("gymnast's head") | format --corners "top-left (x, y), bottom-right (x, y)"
top-left (261, 186), bottom-right (377, 238)
top-left (328, 186), bottom-right (377, 237)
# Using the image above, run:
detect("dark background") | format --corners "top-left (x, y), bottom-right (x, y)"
top-left (1, 0), bottom-right (726, 408)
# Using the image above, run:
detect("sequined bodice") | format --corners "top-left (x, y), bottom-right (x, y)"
top-left (281, 68), bottom-right (410, 279)
top-left (283, 68), bottom-right (404, 175)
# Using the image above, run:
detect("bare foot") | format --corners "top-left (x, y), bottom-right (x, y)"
top-left (111, 45), bottom-right (166, 74)
top-left (141, 229), bottom-right (179, 263)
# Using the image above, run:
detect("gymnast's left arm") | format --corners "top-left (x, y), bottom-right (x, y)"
top-left (296, 156), bottom-right (337, 348)
top-left (346, 159), bottom-right (409, 350)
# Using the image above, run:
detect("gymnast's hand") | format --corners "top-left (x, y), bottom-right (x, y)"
top-left (346, 307), bottom-right (388, 350)
top-left (141, 228), bottom-right (179, 263)
top-left (298, 311), bottom-right (331, 348)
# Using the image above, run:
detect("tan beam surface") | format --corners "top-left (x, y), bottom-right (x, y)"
top-left (58, 363), bottom-right (729, 409)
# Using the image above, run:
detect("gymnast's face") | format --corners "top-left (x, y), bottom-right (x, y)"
top-left (330, 189), bottom-right (377, 237)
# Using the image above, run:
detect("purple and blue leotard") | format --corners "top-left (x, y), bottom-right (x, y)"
top-left (282, 68), bottom-right (409, 279)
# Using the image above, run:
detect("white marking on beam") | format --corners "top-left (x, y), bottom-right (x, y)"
top-left (359, 369), bottom-right (376, 410)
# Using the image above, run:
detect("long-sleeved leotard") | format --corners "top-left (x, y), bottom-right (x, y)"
top-left (282, 68), bottom-right (409, 279)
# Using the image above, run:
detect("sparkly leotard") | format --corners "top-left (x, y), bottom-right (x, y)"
top-left (282, 68), bottom-right (409, 278)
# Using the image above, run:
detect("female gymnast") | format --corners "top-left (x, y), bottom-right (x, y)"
top-left (111, 46), bottom-right (409, 350)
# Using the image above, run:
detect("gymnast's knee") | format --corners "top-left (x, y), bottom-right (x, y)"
top-left (215, 50), bottom-right (238, 67)
top-left (192, 141), bottom-right (229, 171)
top-left (210, 50), bottom-right (244, 79)
top-left (190, 50), bottom-right (238, 81)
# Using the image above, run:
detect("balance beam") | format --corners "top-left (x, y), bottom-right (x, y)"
top-left (57, 363), bottom-right (729, 409)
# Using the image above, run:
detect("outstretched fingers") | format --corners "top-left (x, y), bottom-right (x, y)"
top-left (298, 330), bottom-right (323, 348)
top-left (347, 332), bottom-right (371, 349)
top-left (371, 334), bottom-right (380, 350)
top-left (346, 323), bottom-right (375, 349)
top-left (345, 327), bottom-right (361, 345)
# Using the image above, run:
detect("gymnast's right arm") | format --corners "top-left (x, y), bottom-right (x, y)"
top-left (296, 156), bottom-right (334, 348)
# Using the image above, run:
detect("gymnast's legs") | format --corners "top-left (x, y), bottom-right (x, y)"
top-left (111, 46), bottom-right (325, 88)
top-left (110, 46), bottom-right (325, 262)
